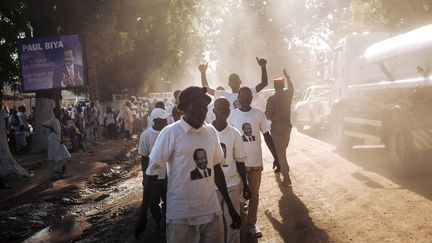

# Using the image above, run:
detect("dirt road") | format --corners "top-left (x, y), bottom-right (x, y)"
top-left (2, 130), bottom-right (432, 242)
top-left (259, 130), bottom-right (432, 242)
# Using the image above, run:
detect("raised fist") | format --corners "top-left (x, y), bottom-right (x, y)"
top-left (198, 63), bottom-right (208, 73)
top-left (256, 57), bottom-right (267, 67)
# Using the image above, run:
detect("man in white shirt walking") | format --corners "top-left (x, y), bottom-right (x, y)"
top-left (212, 97), bottom-right (251, 243)
top-left (228, 86), bottom-right (280, 238)
top-left (135, 87), bottom-right (241, 243)
top-left (137, 108), bottom-right (170, 233)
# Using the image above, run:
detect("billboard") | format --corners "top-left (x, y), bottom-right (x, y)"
top-left (17, 34), bottom-right (86, 92)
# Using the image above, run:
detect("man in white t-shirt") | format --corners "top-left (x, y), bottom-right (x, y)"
top-left (212, 97), bottom-right (251, 243)
top-left (199, 57), bottom-right (269, 110)
top-left (137, 108), bottom-right (170, 233)
top-left (228, 86), bottom-right (280, 238)
top-left (135, 87), bottom-right (241, 243)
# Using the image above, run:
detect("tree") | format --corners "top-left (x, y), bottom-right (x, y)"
top-left (351, 0), bottom-right (432, 33)
top-left (0, 0), bottom-right (32, 178)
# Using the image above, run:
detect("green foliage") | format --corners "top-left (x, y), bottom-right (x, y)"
top-left (352, 0), bottom-right (432, 32)
top-left (0, 0), bottom-right (202, 101)
top-left (0, 0), bottom-right (29, 89)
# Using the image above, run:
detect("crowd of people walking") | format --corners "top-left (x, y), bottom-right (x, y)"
top-left (135, 57), bottom-right (295, 243)
top-left (2, 56), bottom-right (295, 242)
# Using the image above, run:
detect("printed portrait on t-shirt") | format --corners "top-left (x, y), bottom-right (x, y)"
top-left (220, 143), bottom-right (227, 158)
top-left (220, 143), bottom-right (228, 167)
top-left (190, 148), bottom-right (212, 180)
top-left (241, 123), bottom-right (255, 142)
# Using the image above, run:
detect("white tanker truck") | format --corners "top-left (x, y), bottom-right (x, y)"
top-left (329, 24), bottom-right (432, 176)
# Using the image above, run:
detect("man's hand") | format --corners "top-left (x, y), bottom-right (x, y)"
top-left (62, 73), bottom-right (73, 86)
top-left (243, 185), bottom-right (252, 200)
top-left (229, 209), bottom-right (242, 229)
top-left (273, 159), bottom-right (281, 173)
top-left (134, 217), bottom-right (147, 239)
top-left (75, 71), bottom-right (83, 85)
top-left (198, 63), bottom-right (208, 73)
top-left (256, 57), bottom-right (267, 67)
top-left (283, 69), bottom-right (290, 80)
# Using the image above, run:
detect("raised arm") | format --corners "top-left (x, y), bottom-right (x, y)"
top-left (283, 69), bottom-right (294, 98)
top-left (255, 57), bottom-right (268, 93)
top-left (199, 63), bottom-right (215, 96)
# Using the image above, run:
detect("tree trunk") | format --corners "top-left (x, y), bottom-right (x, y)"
top-left (0, 111), bottom-right (30, 178)
top-left (31, 91), bottom-right (59, 152)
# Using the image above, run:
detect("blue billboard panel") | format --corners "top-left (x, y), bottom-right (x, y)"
top-left (17, 34), bottom-right (86, 92)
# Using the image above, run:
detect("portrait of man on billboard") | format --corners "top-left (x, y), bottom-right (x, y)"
top-left (52, 48), bottom-right (84, 88)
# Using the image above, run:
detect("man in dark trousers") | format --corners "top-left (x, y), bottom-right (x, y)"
top-left (265, 69), bottom-right (294, 185)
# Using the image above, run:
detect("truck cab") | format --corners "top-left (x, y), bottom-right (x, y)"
top-left (329, 25), bottom-right (432, 176)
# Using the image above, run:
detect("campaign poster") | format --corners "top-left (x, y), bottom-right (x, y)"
top-left (17, 34), bottom-right (86, 92)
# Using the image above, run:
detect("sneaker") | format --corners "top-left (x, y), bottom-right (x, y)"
top-left (247, 225), bottom-right (262, 238)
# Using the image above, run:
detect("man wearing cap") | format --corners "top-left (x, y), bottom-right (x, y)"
top-left (135, 86), bottom-right (241, 242)
top-left (265, 69), bottom-right (294, 185)
top-left (137, 108), bottom-right (170, 232)
top-left (199, 57), bottom-right (269, 110)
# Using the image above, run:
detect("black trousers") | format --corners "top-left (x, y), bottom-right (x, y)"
top-left (149, 179), bottom-right (167, 223)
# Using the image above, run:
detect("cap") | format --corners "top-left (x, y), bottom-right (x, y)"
top-left (178, 86), bottom-right (212, 111)
top-left (273, 77), bottom-right (284, 84)
top-left (150, 108), bottom-right (170, 120)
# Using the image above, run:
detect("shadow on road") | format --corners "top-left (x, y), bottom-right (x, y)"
top-left (264, 176), bottom-right (330, 243)
top-left (298, 128), bottom-right (432, 201)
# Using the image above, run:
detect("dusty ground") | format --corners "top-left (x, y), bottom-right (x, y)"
top-left (1, 129), bottom-right (432, 243)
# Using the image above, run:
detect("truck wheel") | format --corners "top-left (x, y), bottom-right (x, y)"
top-left (331, 111), bottom-right (353, 151)
top-left (386, 114), bottom-right (416, 177)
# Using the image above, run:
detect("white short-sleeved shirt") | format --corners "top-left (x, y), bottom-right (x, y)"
top-left (214, 87), bottom-right (257, 110)
top-left (213, 124), bottom-right (246, 188)
top-left (146, 117), bottom-right (224, 224)
top-left (228, 107), bottom-right (270, 167)
top-left (138, 127), bottom-right (166, 179)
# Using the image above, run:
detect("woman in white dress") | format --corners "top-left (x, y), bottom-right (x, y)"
top-left (43, 107), bottom-right (71, 179)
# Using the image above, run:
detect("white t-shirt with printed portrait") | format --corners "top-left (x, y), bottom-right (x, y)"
top-left (213, 123), bottom-right (247, 188)
top-left (228, 107), bottom-right (270, 167)
top-left (146, 118), bottom-right (224, 224)
top-left (138, 127), bottom-right (166, 179)
top-left (214, 87), bottom-right (257, 110)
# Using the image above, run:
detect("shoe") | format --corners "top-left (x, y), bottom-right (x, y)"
top-left (247, 225), bottom-right (262, 238)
